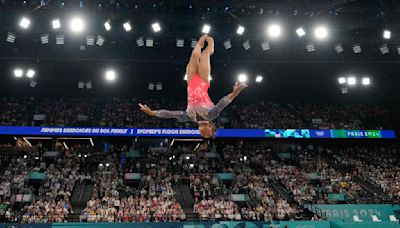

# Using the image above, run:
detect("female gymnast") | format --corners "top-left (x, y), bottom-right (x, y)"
top-left (138, 35), bottom-right (247, 138)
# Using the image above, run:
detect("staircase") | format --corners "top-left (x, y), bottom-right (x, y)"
top-left (173, 184), bottom-right (197, 221)
top-left (68, 182), bottom-right (93, 222)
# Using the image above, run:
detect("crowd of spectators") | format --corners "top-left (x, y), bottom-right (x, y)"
top-left (0, 97), bottom-right (392, 129)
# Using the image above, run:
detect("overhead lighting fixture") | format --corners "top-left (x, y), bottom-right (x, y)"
top-left (362, 77), bottom-right (370, 86)
top-left (70, 17), bottom-right (84, 33)
top-left (26, 69), bottom-right (35, 78)
top-left (152, 22), bottom-right (161, 32)
top-left (6, 32), bottom-right (16, 43)
top-left (78, 81), bottom-right (85, 89)
top-left (176, 38), bottom-right (184, 47)
top-left (338, 77), bottom-right (346, 84)
top-left (397, 46), bottom-right (400, 55)
top-left (223, 39), bottom-right (232, 50)
top-left (334, 43), bottom-right (344, 53)
top-left (148, 82), bottom-right (155, 90)
top-left (56, 35), bottom-right (64, 44)
top-left (123, 21), bottom-right (132, 32)
top-left (105, 70), bottom-right (116, 81)
top-left (261, 41), bottom-right (270, 51)
top-left (306, 43), bottom-right (315, 52)
top-left (352, 44), bottom-right (362, 54)
top-left (86, 36), bottom-right (95, 46)
top-left (40, 34), bottom-right (49, 44)
top-left (14, 69), bottom-right (24, 78)
top-left (202, 24), bottom-right (211, 34)
top-left (236, 25), bottom-right (245, 35)
top-left (146, 38), bottom-right (154, 47)
top-left (267, 24), bottom-right (282, 38)
top-left (96, 35), bottom-right (105, 46)
top-left (347, 77), bottom-right (356, 86)
top-left (19, 17), bottom-right (31, 29)
top-left (156, 82), bottom-right (163, 90)
top-left (52, 19), bottom-right (61, 29)
top-left (296, 27), bottom-right (306, 37)
top-left (238, 73), bottom-right (248, 83)
top-left (136, 37), bottom-right (144, 47)
top-left (191, 39), bottom-right (197, 48)
top-left (255, 75), bottom-right (263, 83)
top-left (383, 30), bottom-right (391, 39)
top-left (314, 26), bottom-right (328, 40)
top-left (242, 40), bottom-right (250, 50)
top-left (379, 44), bottom-right (389, 54)
top-left (29, 81), bottom-right (37, 88)
top-left (104, 20), bottom-right (111, 31)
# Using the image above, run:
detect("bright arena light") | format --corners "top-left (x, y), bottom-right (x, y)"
top-left (338, 77), bottom-right (346, 84)
top-left (70, 17), bottom-right (84, 33)
top-left (255, 75), bottom-right (263, 83)
top-left (202, 24), bottom-right (211, 34)
top-left (362, 77), bottom-right (371, 85)
top-left (383, 30), bottom-right (391, 39)
top-left (104, 20), bottom-right (111, 31)
top-left (267, 24), bottom-right (282, 38)
top-left (14, 69), bottom-right (23, 78)
top-left (19, 17), bottom-right (31, 29)
top-left (52, 19), bottom-right (61, 29)
top-left (238, 73), bottom-right (248, 83)
top-left (105, 70), bottom-right (116, 81)
top-left (236, 25), bottom-right (245, 35)
top-left (314, 26), bottom-right (328, 40)
top-left (296, 27), bottom-right (306, 37)
top-left (183, 74), bottom-right (188, 81)
top-left (123, 21), bottom-right (132, 32)
top-left (347, 77), bottom-right (356, 86)
top-left (152, 22), bottom-right (161, 32)
top-left (26, 69), bottom-right (35, 78)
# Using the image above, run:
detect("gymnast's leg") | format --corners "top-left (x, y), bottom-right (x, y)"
top-left (186, 35), bottom-right (207, 82)
top-left (198, 36), bottom-right (214, 83)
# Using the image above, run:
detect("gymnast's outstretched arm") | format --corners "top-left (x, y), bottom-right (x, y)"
top-left (138, 103), bottom-right (189, 121)
top-left (208, 82), bottom-right (248, 120)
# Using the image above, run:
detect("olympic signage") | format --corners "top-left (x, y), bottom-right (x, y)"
top-left (0, 126), bottom-right (395, 139)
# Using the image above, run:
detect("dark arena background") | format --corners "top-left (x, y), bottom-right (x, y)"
top-left (0, 0), bottom-right (400, 228)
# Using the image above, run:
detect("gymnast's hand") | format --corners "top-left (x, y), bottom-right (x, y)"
top-left (232, 82), bottom-right (248, 96)
top-left (138, 103), bottom-right (156, 116)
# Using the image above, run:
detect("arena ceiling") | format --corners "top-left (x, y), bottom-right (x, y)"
top-left (0, 0), bottom-right (399, 106)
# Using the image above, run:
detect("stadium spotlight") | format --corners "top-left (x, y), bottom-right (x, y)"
top-left (86, 36), bottom-right (95, 46)
top-left (306, 43), bottom-right (315, 52)
top-left (14, 69), bottom-right (23, 78)
top-left (255, 75), bottom-right (263, 83)
top-left (314, 26), bottom-right (328, 40)
top-left (176, 38), bottom-right (184, 47)
top-left (19, 17), bottom-right (31, 29)
top-left (379, 44), bottom-right (389, 54)
top-left (347, 77), bottom-right (356, 86)
top-left (334, 43), bottom-right (344, 53)
top-left (352, 44), bottom-right (362, 54)
top-left (397, 46), bottom-right (400, 55)
top-left (146, 38), bottom-right (154, 47)
top-left (338, 77), bottom-right (346, 84)
top-left (52, 19), bottom-right (61, 29)
top-left (136, 37), bottom-right (144, 47)
top-left (267, 23), bottom-right (282, 38)
top-left (224, 39), bottom-right (232, 49)
top-left (238, 73), bottom-right (248, 83)
top-left (296, 27), bottom-right (306, 37)
top-left (236, 25), bottom-right (245, 35)
top-left (105, 70), bottom-right (116, 81)
top-left (202, 24), bottom-right (211, 34)
top-left (40, 34), bottom-right (49, 44)
top-left (26, 69), bottom-right (35, 78)
top-left (6, 32), bottom-right (16, 43)
top-left (383, 30), bottom-right (391, 39)
top-left (123, 21), bottom-right (132, 32)
top-left (70, 17), bottom-right (84, 33)
top-left (96, 35), bottom-right (105, 46)
top-left (104, 20), bottom-right (111, 31)
top-left (261, 41), bottom-right (270, 51)
top-left (151, 22), bottom-right (161, 32)
top-left (242, 40), bottom-right (251, 50)
top-left (362, 77), bottom-right (370, 86)
top-left (56, 35), bottom-right (64, 45)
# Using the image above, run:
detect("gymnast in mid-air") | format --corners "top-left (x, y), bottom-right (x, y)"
top-left (139, 35), bottom-right (248, 138)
